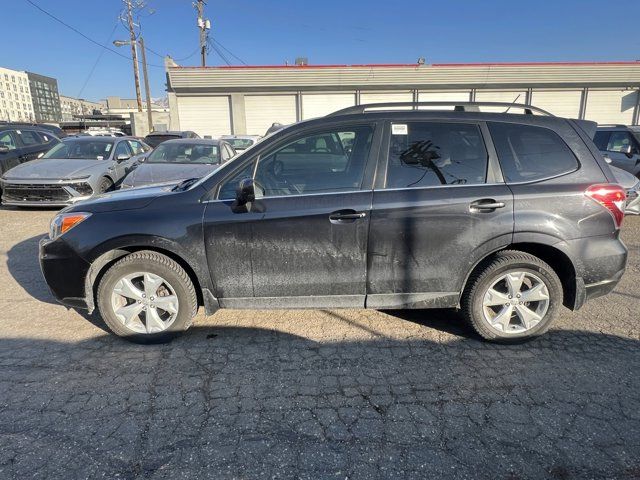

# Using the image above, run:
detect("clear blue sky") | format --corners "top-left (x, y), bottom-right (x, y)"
top-left (5, 0), bottom-right (640, 102)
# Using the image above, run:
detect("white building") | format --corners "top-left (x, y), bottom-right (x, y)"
top-left (165, 60), bottom-right (640, 137)
top-left (0, 66), bottom-right (34, 122)
top-left (104, 96), bottom-right (168, 119)
top-left (60, 95), bottom-right (105, 122)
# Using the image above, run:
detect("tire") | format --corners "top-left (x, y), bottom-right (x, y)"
top-left (97, 251), bottom-right (198, 343)
top-left (97, 177), bottom-right (114, 193)
top-left (461, 250), bottom-right (563, 343)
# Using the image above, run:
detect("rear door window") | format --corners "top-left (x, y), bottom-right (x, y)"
top-left (385, 122), bottom-right (488, 188)
top-left (17, 130), bottom-right (42, 146)
top-left (488, 122), bottom-right (579, 183)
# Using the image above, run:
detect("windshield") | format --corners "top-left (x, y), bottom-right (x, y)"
top-left (43, 139), bottom-right (114, 160)
top-left (145, 134), bottom-right (180, 148)
top-left (225, 138), bottom-right (254, 149)
top-left (147, 142), bottom-right (220, 164)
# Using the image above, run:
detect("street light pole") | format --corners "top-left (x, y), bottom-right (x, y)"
top-left (125, 0), bottom-right (143, 112)
top-left (138, 36), bottom-right (154, 133)
top-left (114, 38), bottom-right (154, 134)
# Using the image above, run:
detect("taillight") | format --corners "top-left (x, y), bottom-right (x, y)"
top-left (585, 184), bottom-right (626, 228)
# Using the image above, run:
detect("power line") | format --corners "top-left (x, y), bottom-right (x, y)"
top-left (207, 38), bottom-right (231, 66)
top-left (211, 38), bottom-right (247, 66)
top-left (77, 22), bottom-right (119, 98)
top-left (23, 0), bottom-right (165, 68)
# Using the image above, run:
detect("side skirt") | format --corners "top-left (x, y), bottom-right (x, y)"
top-left (219, 295), bottom-right (365, 309)
top-left (366, 292), bottom-right (459, 309)
top-left (215, 293), bottom-right (459, 311)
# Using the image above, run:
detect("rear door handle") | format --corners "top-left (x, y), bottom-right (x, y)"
top-left (329, 209), bottom-right (366, 223)
top-left (469, 199), bottom-right (506, 212)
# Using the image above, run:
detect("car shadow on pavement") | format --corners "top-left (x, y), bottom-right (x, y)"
top-left (0, 326), bottom-right (638, 479)
top-left (6, 233), bottom-right (54, 304)
top-left (6, 233), bottom-right (113, 333)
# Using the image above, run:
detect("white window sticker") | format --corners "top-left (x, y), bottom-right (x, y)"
top-left (97, 156), bottom-right (104, 160)
top-left (16, 130), bottom-right (21, 134)
top-left (392, 124), bottom-right (408, 135)
top-left (105, 144), bottom-right (112, 152)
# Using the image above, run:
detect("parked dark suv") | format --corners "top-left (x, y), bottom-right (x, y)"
top-left (0, 124), bottom-right (59, 178)
top-left (39, 102), bottom-right (628, 343)
top-left (144, 130), bottom-right (199, 148)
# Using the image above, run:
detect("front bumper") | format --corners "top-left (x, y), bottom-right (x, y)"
top-left (39, 236), bottom-right (91, 309)
top-left (1, 179), bottom-right (93, 207)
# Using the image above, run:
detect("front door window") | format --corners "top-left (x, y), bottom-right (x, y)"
top-left (253, 126), bottom-right (374, 197)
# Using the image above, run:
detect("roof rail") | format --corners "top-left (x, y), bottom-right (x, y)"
top-left (327, 101), bottom-right (554, 117)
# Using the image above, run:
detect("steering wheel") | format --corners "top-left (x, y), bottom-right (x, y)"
top-left (313, 148), bottom-right (331, 153)
top-left (261, 159), bottom-right (300, 195)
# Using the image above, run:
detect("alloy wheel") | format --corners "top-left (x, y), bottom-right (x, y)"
top-left (110, 272), bottom-right (180, 334)
top-left (482, 271), bottom-right (550, 334)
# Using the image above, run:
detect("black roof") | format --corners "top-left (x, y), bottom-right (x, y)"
top-left (157, 138), bottom-right (223, 145)
top-left (145, 131), bottom-right (191, 137)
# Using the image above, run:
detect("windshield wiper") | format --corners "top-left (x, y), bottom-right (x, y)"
top-left (172, 177), bottom-right (200, 192)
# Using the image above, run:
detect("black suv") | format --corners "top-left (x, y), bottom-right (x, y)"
top-left (39, 102), bottom-right (628, 343)
top-left (0, 124), bottom-right (60, 178)
top-left (144, 130), bottom-right (199, 148)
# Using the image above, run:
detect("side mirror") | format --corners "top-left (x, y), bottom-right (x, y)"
top-left (116, 153), bottom-right (131, 162)
top-left (0, 145), bottom-right (9, 154)
top-left (235, 177), bottom-right (255, 205)
top-left (37, 152), bottom-right (45, 159)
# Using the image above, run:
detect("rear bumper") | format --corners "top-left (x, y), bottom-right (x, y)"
top-left (565, 234), bottom-right (627, 309)
top-left (39, 236), bottom-right (91, 310)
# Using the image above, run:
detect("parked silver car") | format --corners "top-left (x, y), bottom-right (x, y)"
top-left (121, 138), bottom-right (234, 189)
top-left (220, 135), bottom-right (261, 152)
top-left (0, 136), bottom-right (150, 207)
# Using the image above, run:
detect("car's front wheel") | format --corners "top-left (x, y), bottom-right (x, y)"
top-left (461, 250), bottom-right (563, 343)
top-left (97, 177), bottom-right (114, 193)
top-left (97, 251), bottom-right (198, 343)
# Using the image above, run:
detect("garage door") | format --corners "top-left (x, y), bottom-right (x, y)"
top-left (301, 93), bottom-right (356, 119)
top-left (360, 91), bottom-right (413, 105)
top-left (245, 95), bottom-right (297, 135)
top-left (418, 90), bottom-right (471, 109)
top-left (177, 96), bottom-right (231, 137)
top-left (584, 89), bottom-right (638, 125)
top-left (530, 90), bottom-right (582, 118)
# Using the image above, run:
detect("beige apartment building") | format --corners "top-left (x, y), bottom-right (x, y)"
top-left (0, 66), bottom-right (34, 122)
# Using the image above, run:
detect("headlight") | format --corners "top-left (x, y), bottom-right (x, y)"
top-left (49, 212), bottom-right (91, 240)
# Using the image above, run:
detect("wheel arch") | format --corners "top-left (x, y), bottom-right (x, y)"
top-left (84, 237), bottom-right (218, 315)
top-left (461, 242), bottom-right (578, 310)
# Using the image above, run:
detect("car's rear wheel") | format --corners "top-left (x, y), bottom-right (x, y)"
top-left (461, 250), bottom-right (562, 343)
top-left (97, 177), bottom-right (114, 193)
top-left (97, 251), bottom-right (198, 343)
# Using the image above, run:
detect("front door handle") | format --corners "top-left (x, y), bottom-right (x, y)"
top-left (329, 209), bottom-right (366, 223)
top-left (469, 199), bottom-right (506, 212)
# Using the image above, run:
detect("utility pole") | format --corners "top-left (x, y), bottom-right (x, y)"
top-left (124, 0), bottom-right (143, 111)
top-left (138, 36), bottom-right (154, 133)
top-left (195, 0), bottom-right (211, 67)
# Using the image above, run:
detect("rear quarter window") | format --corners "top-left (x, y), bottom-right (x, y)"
top-left (488, 122), bottom-right (579, 183)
